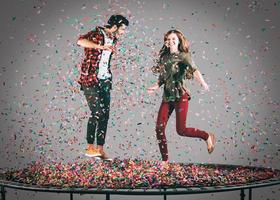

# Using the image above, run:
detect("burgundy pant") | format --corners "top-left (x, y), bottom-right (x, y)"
top-left (155, 93), bottom-right (209, 161)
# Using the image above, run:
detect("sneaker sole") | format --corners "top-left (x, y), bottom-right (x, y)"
top-left (102, 158), bottom-right (113, 161)
top-left (96, 156), bottom-right (113, 161)
top-left (85, 153), bottom-right (102, 157)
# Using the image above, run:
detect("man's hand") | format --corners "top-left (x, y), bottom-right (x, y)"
top-left (102, 45), bottom-right (116, 52)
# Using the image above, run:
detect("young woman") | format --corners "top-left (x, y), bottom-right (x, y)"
top-left (147, 29), bottom-right (216, 161)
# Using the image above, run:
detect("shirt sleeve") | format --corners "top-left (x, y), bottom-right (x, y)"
top-left (77, 28), bottom-right (99, 45)
top-left (182, 52), bottom-right (198, 72)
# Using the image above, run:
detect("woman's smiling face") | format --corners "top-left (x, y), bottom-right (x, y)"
top-left (165, 33), bottom-right (180, 49)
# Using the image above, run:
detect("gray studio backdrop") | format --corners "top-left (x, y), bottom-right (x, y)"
top-left (0, 0), bottom-right (279, 199)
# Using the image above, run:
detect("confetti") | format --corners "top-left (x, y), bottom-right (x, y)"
top-left (2, 159), bottom-right (279, 189)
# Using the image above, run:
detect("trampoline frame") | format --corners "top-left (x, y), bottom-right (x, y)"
top-left (1, 177), bottom-right (280, 200)
top-left (1, 163), bottom-right (280, 200)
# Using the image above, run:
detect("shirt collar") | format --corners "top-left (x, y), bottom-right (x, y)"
top-left (100, 27), bottom-right (115, 39)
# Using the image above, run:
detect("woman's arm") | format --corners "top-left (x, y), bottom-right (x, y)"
top-left (148, 58), bottom-right (165, 94)
top-left (193, 70), bottom-right (209, 91)
top-left (147, 80), bottom-right (162, 94)
top-left (182, 53), bottom-right (209, 91)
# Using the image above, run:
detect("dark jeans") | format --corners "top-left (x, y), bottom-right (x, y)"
top-left (82, 79), bottom-right (111, 146)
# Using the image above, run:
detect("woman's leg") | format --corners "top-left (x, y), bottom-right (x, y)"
top-left (155, 101), bottom-right (174, 161)
top-left (175, 94), bottom-right (209, 141)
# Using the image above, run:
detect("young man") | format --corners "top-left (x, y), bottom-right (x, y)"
top-left (77, 15), bottom-right (129, 160)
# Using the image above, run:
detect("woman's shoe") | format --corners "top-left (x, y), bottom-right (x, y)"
top-left (206, 133), bottom-right (216, 154)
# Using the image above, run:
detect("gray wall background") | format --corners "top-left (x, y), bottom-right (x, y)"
top-left (0, 0), bottom-right (279, 199)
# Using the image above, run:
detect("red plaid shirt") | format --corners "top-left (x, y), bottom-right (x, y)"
top-left (77, 26), bottom-right (117, 87)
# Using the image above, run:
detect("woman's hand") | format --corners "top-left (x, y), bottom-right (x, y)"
top-left (69, 86), bottom-right (80, 93)
top-left (151, 65), bottom-right (163, 74)
top-left (202, 83), bottom-right (209, 91)
top-left (147, 84), bottom-right (159, 94)
top-left (194, 70), bottom-right (209, 91)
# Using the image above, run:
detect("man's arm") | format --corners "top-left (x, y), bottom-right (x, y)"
top-left (77, 38), bottom-right (104, 49)
top-left (77, 29), bottom-right (114, 51)
top-left (77, 38), bottom-right (115, 51)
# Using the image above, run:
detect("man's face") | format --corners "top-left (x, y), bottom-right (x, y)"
top-left (115, 24), bottom-right (127, 38)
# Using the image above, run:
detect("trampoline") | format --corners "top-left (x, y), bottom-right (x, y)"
top-left (0, 159), bottom-right (279, 200)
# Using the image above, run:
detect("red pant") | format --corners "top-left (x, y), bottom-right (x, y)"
top-left (156, 93), bottom-right (209, 161)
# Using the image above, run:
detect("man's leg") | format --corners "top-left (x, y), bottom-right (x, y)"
top-left (83, 85), bottom-right (102, 157)
top-left (96, 80), bottom-right (112, 159)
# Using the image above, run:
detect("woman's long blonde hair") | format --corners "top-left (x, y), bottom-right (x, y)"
top-left (159, 29), bottom-right (190, 59)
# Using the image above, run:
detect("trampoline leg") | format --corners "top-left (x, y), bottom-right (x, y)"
top-left (164, 188), bottom-right (167, 200)
top-left (106, 193), bottom-right (110, 200)
top-left (1, 185), bottom-right (6, 200)
top-left (1, 186), bottom-right (5, 200)
top-left (70, 192), bottom-right (73, 200)
top-left (249, 188), bottom-right (252, 200)
top-left (240, 189), bottom-right (245, 200)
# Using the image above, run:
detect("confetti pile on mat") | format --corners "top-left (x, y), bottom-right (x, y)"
top-left (3, 159), bottom-right (279, 189)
